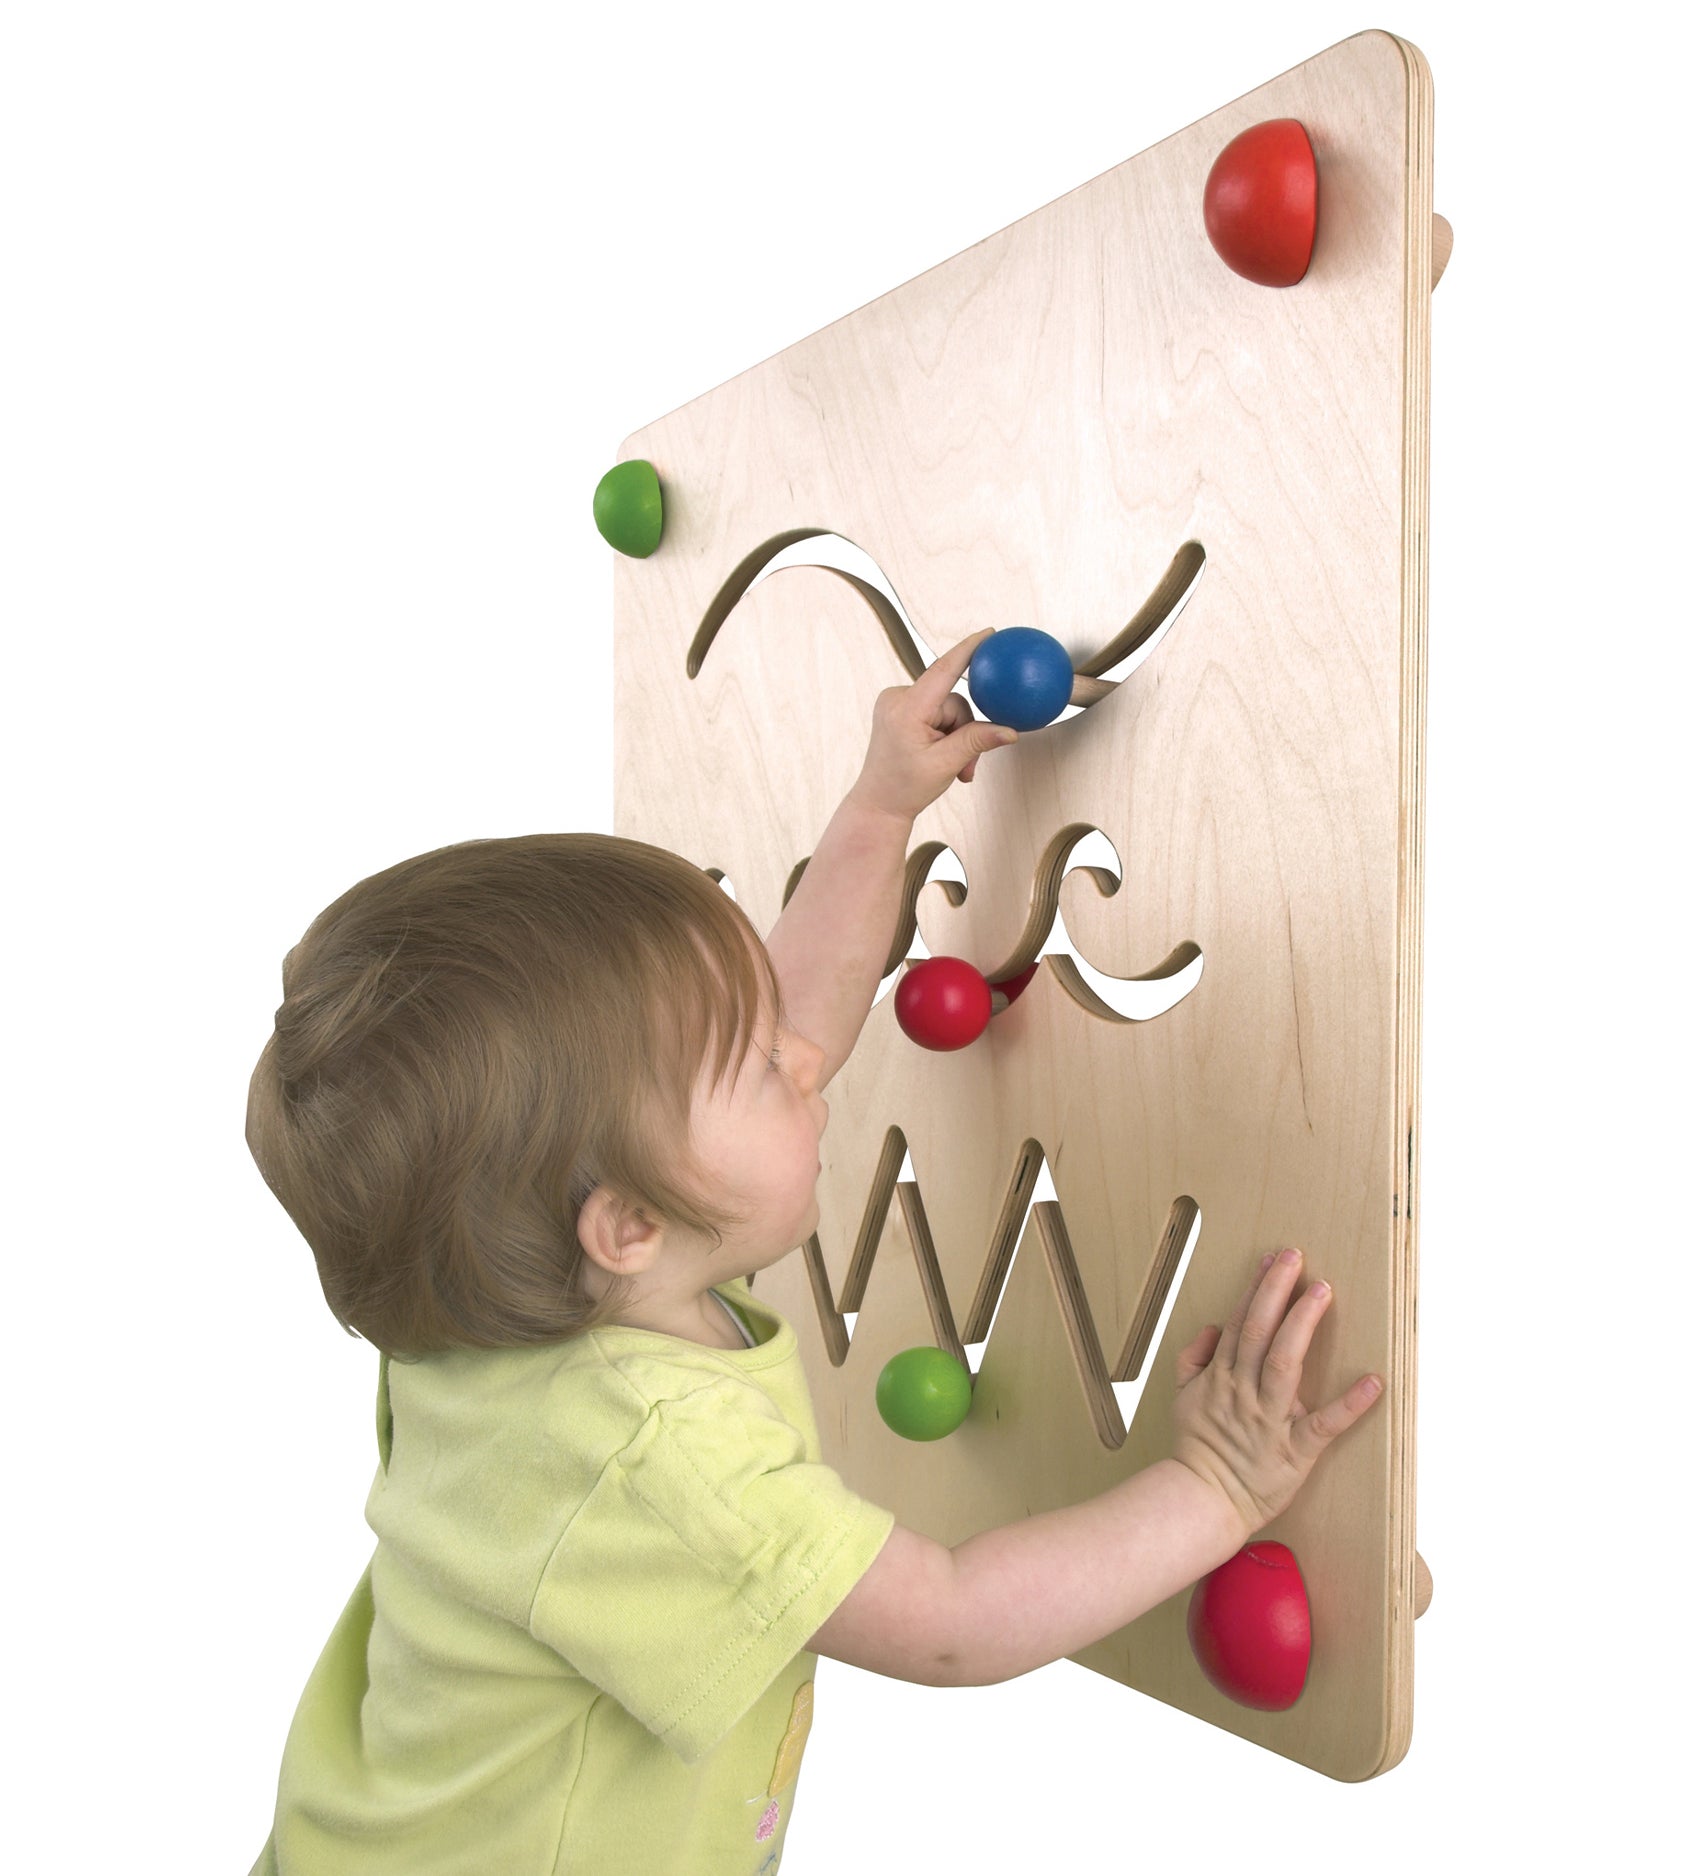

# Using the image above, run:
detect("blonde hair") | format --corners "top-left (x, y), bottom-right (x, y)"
top-left (245, 833), bottom-right (781, 1358)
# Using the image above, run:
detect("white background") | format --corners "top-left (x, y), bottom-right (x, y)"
top-left (4, 3), bottom-right (1698, 1869)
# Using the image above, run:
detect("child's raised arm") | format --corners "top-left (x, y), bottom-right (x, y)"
top-left (808, 1248), bottom-right (1382, 1688)
top-left (766, 629), bottom-right (1015, 1085)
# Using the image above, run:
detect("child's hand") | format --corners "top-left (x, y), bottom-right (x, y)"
top-left (1171, 1249), bottom-right (1385, 1541)
top-left (846, 628), bottom-right (1020, 825)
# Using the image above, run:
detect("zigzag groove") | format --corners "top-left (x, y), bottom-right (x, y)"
top-left (788, 1124), bottom-right (1201, 1451)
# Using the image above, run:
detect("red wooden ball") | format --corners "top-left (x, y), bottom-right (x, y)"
top-left (1186, 1540), bottom-right (1312, 1710)
top-left (1202, 119), bottom-right (1317, 288)
top-left (894, 957), bottom-right (993, 1051)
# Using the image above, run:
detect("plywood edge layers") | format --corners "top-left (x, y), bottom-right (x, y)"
top-left (1372, 27), bottom-right (1433, 1782)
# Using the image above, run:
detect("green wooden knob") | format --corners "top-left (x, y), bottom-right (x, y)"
top-left (875, 1345), bottom-right (973, 1440)
top-left (593, 459), bottom-right (664, 558)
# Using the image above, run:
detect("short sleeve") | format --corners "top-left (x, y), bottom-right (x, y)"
top-left (529, 1375), bottom-right (895, 1764)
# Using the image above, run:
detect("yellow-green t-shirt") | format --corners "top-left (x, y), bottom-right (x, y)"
top-left (250, 1278), bottom-right (895, 1875)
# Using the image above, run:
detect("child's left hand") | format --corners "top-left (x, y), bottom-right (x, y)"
top-left (846, 628), bottom-right (1019, 825)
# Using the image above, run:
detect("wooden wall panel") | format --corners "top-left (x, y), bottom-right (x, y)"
top-left (613, 30), bottom-right (1434, 1779)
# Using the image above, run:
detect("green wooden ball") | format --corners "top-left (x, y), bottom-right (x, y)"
top-left (875, 1345), bottom-right (973, 1440)
top-left (593, 459), bottom-right (663, 558)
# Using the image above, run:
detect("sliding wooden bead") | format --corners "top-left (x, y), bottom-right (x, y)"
top-left (968, 627), bottom-right (1076, 731)
top-left (876, 1346), bottom-right (973, 1440)
top-left (895, 957), bottom-right (993, 1050)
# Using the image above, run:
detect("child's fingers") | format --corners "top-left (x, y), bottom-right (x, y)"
top-left (1220, 1250), bottom-right (1297, 1377)
top-left (1175, 1323), bottom-right (1221, 1387)
top-left (1234, 1254), bottom-right (1305, 1382)
top-left (1211, 1252), bottom-right (1276, 1370)
top-left (1293, 1373), bottom-right (1385, 1466)
top-left (1257, 1277), bottom-right (1335, 1413)
top-left (914, 628), bottom-right (997, 715)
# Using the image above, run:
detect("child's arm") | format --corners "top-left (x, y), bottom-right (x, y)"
top-left (765, 629), bottom-right (1014, 1085)
top-left (763, 797), bottom-right (914, 1089)
top-left (942, 1457), bottom-right (1249, 1686)
top-left (809, 1249), bottom-right (1383, 1687)
top-left (809, 1459), bottom-right (1241, 1687)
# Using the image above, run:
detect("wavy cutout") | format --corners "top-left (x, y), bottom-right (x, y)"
top-left (796, 1124), bottom-right (1202, 1450)
top-left (687, 528), bottom-right (1205, 714)
top-left (747, 846), bottom-right (1201, 1026)
top-left (892, 828), bottom-right (1202, 1024)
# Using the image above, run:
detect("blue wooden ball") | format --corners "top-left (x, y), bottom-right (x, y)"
top-left (968, 627), bottom-right (1075, 731)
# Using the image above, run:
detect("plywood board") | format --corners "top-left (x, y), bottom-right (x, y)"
top-left (612, 28), bottom-right (1433, 1780)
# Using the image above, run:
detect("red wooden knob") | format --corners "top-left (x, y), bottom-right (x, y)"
top-left (1186, 1540), bottom-right (1312, 1710)
top-left (895, 957), bottom-right (994, 1051)
top-left (1202, 119), bottom-right (1317, 288)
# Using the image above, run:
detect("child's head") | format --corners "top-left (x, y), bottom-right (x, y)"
top-left (246, 832), bottom-right (783, 1358)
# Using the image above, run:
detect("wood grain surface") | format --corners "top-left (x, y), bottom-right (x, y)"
top-left (613, 28), bottom-right (1434, 1780)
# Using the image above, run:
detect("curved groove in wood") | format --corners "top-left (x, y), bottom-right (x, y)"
top-left (1045, 945), bottom-right (1203, 1025)
top-left (686, 529), bottom-right (1205, 714)
top-left (1017, 823), bottom-right (1107, 981)
top-left (892, 826), bottom-right (1202, 1022)
top-left (1075, 539), bottom-right (1207, 680)
top-left (685, 529), bottom-right (837, 680)
top-left (891, 842), bottom-right (963, 979)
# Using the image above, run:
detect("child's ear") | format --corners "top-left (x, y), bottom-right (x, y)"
top-left (575, 1186), bottom-right (665, 1278)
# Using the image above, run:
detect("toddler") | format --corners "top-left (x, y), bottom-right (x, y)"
top-left (246, 629), bottom-right (1383, 1873)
